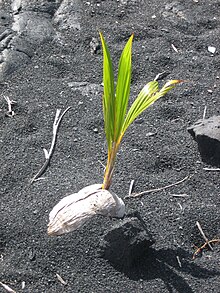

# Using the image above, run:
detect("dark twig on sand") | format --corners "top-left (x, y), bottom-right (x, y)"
top-left (193, 239), bottom-right (220, 260)
top-left (125, 175), bottom-right (189, 198)
top-left (31, 107), bottom-right (71, 183)
top-left (4, 95), bottom-right (16, 117)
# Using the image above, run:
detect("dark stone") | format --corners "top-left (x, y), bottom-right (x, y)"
top-left (28, 248), bottom-right (36, 261)
top-left (0, 49), bottom-right (31, 79)
top-left (99, 217), bottom-right (155, 272)
top-left (0, 11), bottom-right (54, 81)
top-left (12, 0), bottom-right (61, 16)
top-left (53, 0), bottom-right (82, 30)
top-left (188, 116), bottom-right (220, 166)
top-left (89, 37), bottom-right (100, 54)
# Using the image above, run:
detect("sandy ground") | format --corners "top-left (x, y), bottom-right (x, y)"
top-left (1, 0), bottom-right (220, 292)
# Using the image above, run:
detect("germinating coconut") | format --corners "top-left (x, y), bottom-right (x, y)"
top-left (48, 184), bottom-right (125, 236)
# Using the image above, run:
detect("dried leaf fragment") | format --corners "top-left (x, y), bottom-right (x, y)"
top-left (48, 184), bottom-right (125, 236)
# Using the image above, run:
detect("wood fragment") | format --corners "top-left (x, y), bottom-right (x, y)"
top-left (176, 256), bottom-right (182, 268)
top-left (98, 160), bottom-right (106, 169)
top-left (21, 281), bottom-right (25, 289)
top-left (196, 221), bottom-right (213, 250)
top-left (193, 239), bottom-right (220, 259)
top-left (125, 176), bottom-right (189, 198)
top-left (171, 43), bottom-right (178, 53)
top-left (146, 132), bottom-right (156, 137)
top-left (128, 180), bottom-right (135, 197)
top-left (31, 107), bottom-right (71, 183)
top-left (203, 105), bottom-right (207, 119)
top-left (172, 193), bottom-right (189, 197)
top-left (177, 202), bottom-right (183, 211)
top-left (4, 96), bottom-right (16, 117)
top-left (203, 167), bottom-right (220, 171)
top-left (0, 282), bottom-right (16, 293)
top-left (56, 273), bottom-right (67, 285)
top-left (32, 177), bottom-right (46, 182)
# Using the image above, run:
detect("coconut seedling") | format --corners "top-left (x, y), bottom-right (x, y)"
top-left (47, 33), bottom-right (182, 236)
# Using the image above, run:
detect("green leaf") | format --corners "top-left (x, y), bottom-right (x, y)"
top-left (99, 32), bottom-right (115, 151)
top-left (114, 34), bottom-right (133, 142)
top-left (121, 80), bottom-right (158, 136)
top-left (121, 80), bottom-right (182, 137)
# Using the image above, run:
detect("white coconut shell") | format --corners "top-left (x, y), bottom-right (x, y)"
top-left (48, 184), bottom-right (125, 236)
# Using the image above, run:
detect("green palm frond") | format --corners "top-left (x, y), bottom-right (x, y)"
top-left (121, 79), bottom-right (182, 137)
top-left (99, 33), bottom-right (115, 152)
top-left (99, 32), bottom-right (182, 189)
top-left (114, 34), bottom-right (133, 142)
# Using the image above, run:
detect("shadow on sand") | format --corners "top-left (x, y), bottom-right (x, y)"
top-left (100, 214), bottom-right (220, 293)
top-left (103, 246), bottom-right (220, 293)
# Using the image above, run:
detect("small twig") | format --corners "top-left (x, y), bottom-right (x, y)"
top-left (21, 282), bottom-right (25, 290)
top-left (98, 160), bottom-right (106, 169)
top-left (196, 221), bottom-right (213, 251)
top-left (0, 282), bottom-right (16, 293)
top-left (32, 177), bottom-right (46, 182)
top-left (176, 256), bottom-right (182, 268)
top-left (31, 107), bottom-right (71, 183)
top-left (193, 239), bottom-right (220, 259)
top-left (172, 193), bottom-right (189, 197)
top-left (177, 202), bottom-right (183, 211)
top-left (203, 105), bottom-right (207, 120)
top-left (171, 44), bottom-right (178, 53)
top-left (128, 180), bottom-right (135, 197)
top-left (4, 96), bottom-right (16, 117)
top-left (56, 273), bottom-right (67, 285)
top-left (203, 167), bottom-right (220, 171)
top-left (125, 175), bottom-right (189, 198)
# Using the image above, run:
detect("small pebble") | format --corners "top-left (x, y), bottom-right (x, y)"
top-left (208, 46), bottom-right (216, 54)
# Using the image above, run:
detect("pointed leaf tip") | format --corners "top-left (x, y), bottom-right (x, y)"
top-left (164, 79), bottom-right (184, 88)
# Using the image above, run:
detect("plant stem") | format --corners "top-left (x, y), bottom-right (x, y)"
top-left (102, 143), bottom-right (119, 190)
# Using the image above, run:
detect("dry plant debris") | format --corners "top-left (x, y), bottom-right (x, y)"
top-left (31, 107), bottom-right (71, 183)
top-left (193, 239), bottom-right (220, 260)
top-left (125, 175), bottom-right (189, 198)
top-left (203, 168), bottom-right (220, 171)
top-left (128, 179), bottom-right (135, 197)
top-left (4, 96), bottom-right (16, 117)
top-left (193, 221), bottom-right (220, 259)
top-left (0, 282), bottom-right (16, 293)
top-left (56, 273), bottom-right (67, 285)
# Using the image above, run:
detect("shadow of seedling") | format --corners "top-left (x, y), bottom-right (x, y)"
top-left (99, 215), bottom-right (220, 293)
